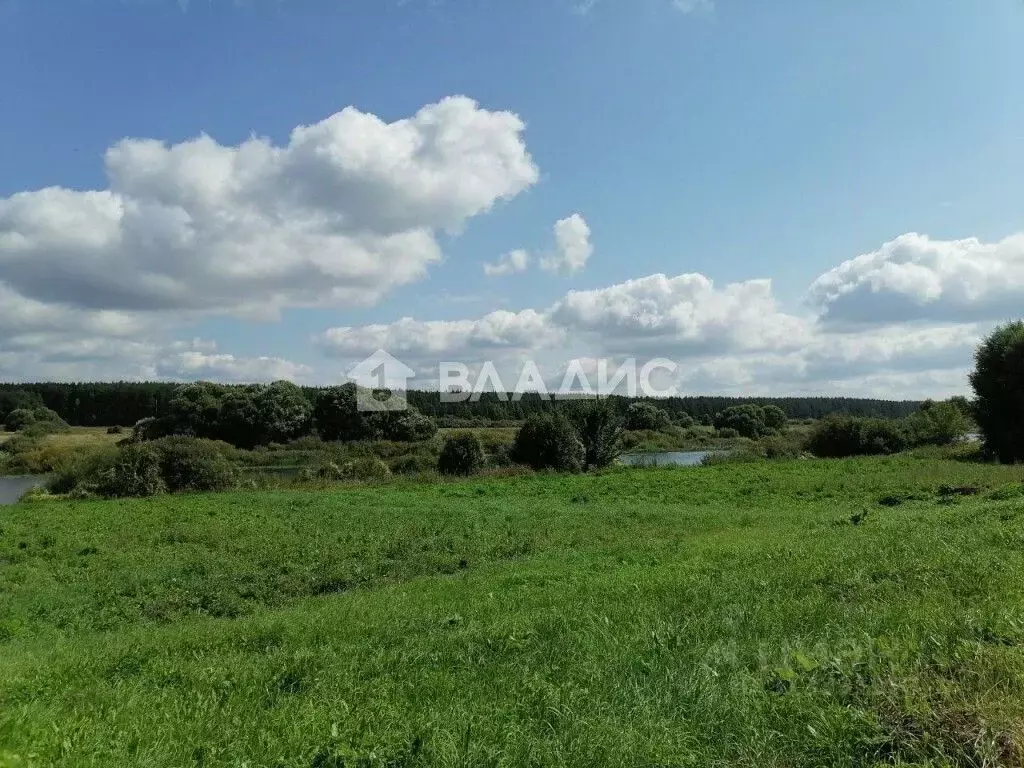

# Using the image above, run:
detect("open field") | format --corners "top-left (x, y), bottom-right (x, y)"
top-left (3, 456), bottom-right (1024, 766)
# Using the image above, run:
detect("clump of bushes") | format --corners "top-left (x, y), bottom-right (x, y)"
top-left (713, 405), bottom-right (787, 439)
top-left (625, 402), bottom-right (671, 431)
top-left (3, 406), bottom-right (70, 434)
top-left (437, 434), bottom-right (485, 476)
top-left (93, 445), bottom-right (167, 498)
top-left (511, 413), bottom-right (585, 472)
top-left (49, 437), bottom-right (238, 498)
top-left (806, 416), bottom-right (909, 458)
top-left (148, 437), bottom-right (237, 493)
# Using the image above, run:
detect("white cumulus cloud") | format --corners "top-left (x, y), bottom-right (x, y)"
top-left (541, 214), bottom-right (593, 274)
top-left (483, 249), bottom-right (531, 277)
top-left (808, 232), bottom-right (1024, 326)
top-left (0, 96), bottom-right (539, 317)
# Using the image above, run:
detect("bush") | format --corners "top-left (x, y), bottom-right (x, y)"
top-left (94, 445), bottom-right (166, 499)
top-left (971, 321), bottom-right (1024, 463)
top-left (625, 402), bottom-right (671, 431)
top-left (511, 413), bottom-right (584, 472)
top-left (806, 416), bottom-right (908, 458)
top-left (386, 411), bottom-right (437, 442)
top-left (570, 399), bottom-right (624, 470)
top-left (149, 437), bottom-right (237, 493)
top-left (714, 405), bottom-right (780, 439)
top-left (717, 427), bottom-right (741, 439)
top-left (349, 456), bottom-right (392, 481)
top-left (21, 419), bottom-right (70, 438)
top-left (48, 446), bottom-right (121, 495)
top-left (904, 400), bottom-right (970, 447)
top-left (390, 454), bottom-right (437, 475)
top-left (2, 406), bottom-right (64, 433)
top-left (437, 434), bottom-right (485, 476)
top-left (4, 408), bottom-right (37, 431)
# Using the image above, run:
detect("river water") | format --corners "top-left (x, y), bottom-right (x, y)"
top-left (0, 476), bottom-right (47, 505)
top-left (619, 451), bottom-right (714, 467)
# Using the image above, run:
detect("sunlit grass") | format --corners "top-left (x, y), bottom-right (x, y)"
top-left (3, 455), bottom-right (1024, 765)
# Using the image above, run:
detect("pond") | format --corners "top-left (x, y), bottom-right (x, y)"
top-left (0, 475), bottom-right (47, 505)
top-left (619, 451), bottom-right (714, 467)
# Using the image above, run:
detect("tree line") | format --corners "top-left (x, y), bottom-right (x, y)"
top-left (0, 382), bottom-right (924, 428)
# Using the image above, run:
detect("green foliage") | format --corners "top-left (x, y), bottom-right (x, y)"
top-left (385, 410), bottom-right (437, 442)
top-left (3, 405), bottom-right (68, 432)
top-left (94, 444), bottom-right (167, 498)
top-left (149, 437), bottom-right (238, 493)
top-left (437, 433), bottom-right (485, 476)
top-left (971, 321), bottom-right (1024, 463)
top-left (570, 399), bottom-right (624, 470)
top-left (349, 456), bottom-right (392, 481)
top-left (904, 399), bottom-right (970, 446)
top-left (673, 411), bottom-right (695, 428)
top-left (511, 412), bottom-right (585, 472)
top-left (218, 381), bottom-right (313, 449)
top-left (806, 415), bottom-right (909, 458)
top-left (0, 388), bottom-right (44, 423)
top-left (713, 404), bottom-right (785, 439)
top-left (5, 457), bottom-right (1024, 764)
top-left (625, 401), bottom-right (671, 431)
top-left (761, 405), bottom-right (788, 431)
top-left (313, 384), bottom-right (436, 444)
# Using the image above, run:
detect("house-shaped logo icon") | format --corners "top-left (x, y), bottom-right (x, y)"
top-left (345, 349), bottom-right (417, 412)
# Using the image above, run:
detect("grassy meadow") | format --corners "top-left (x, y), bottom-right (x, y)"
top-left (3, 455), bottom-right (1024, 766)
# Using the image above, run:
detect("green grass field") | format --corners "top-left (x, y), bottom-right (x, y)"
top-left (3, 456), bottom-right (1024, 766)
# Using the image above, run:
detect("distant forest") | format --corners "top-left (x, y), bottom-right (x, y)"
top-left (0, 382), bottom-right (923, 427)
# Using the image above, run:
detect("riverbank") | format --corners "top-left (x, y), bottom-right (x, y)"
top-left (3, 454), bottom-right (1024, 765)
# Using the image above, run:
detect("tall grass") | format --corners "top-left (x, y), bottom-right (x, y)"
top-left (3, 456), bottom-right (1024, 765)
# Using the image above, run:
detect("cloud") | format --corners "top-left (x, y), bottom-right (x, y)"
top-left (317, 260), bottom-right (989, 398)
top-left (320, 271), bottom-right (811, 380)
top-left (318, 309), bottom-right (555, 360)
top-left (483, 249), bottom-right (530, 277)
top-left (0, 96), bottom-right (538, 318)
top-left (550, 272), bottom-right (809, 355)
top-left (808, 232), bottom-right (1024, 326)
top-left (541, 214), bottom-right (593, 274)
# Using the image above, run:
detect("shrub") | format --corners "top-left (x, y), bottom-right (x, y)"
top-left (386, 411), bottom-right (437, 442)
top-left (717, 427), bottom-right (741, 439)
top-left (570, 399), bottom-right (624, 470)
top-left (4, 408), bottom-right (37, 431)
top-left (390, 454), bottom-right (437, 475)
top-left (511, 413), bottom-right (584, 472)
top-left (349, 456), bottom-right (392, 481)
top-left (149, 437), bottom-right (237, 493)
top-left (971, 322), bottom-right (1024, 463)
top-left (760, 434), bottom-right (803, 460)
top-left (21, 419), bottom-right (70, 438)
top-left (437, 434), bottom-right (485, 476)
top-left (94, 445), bottom-right (166, 498)
top-left (904, 400), bottom-right (970, 447)
top-left (130, 416), bottom-right (171, 443)
top-left (806, 416), bottom-right (908, 458)
top-left (673, 412), bottom-right (695, 428)
top-left (48, 446), bottom-right (121, 495)
top-left (714, 405), bottom-right (777, 439)
top-left (625, 402), bottom-right (671, 431)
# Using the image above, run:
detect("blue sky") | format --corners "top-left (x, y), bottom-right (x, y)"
top-left (1, 0), bottom-right (1023, 396)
